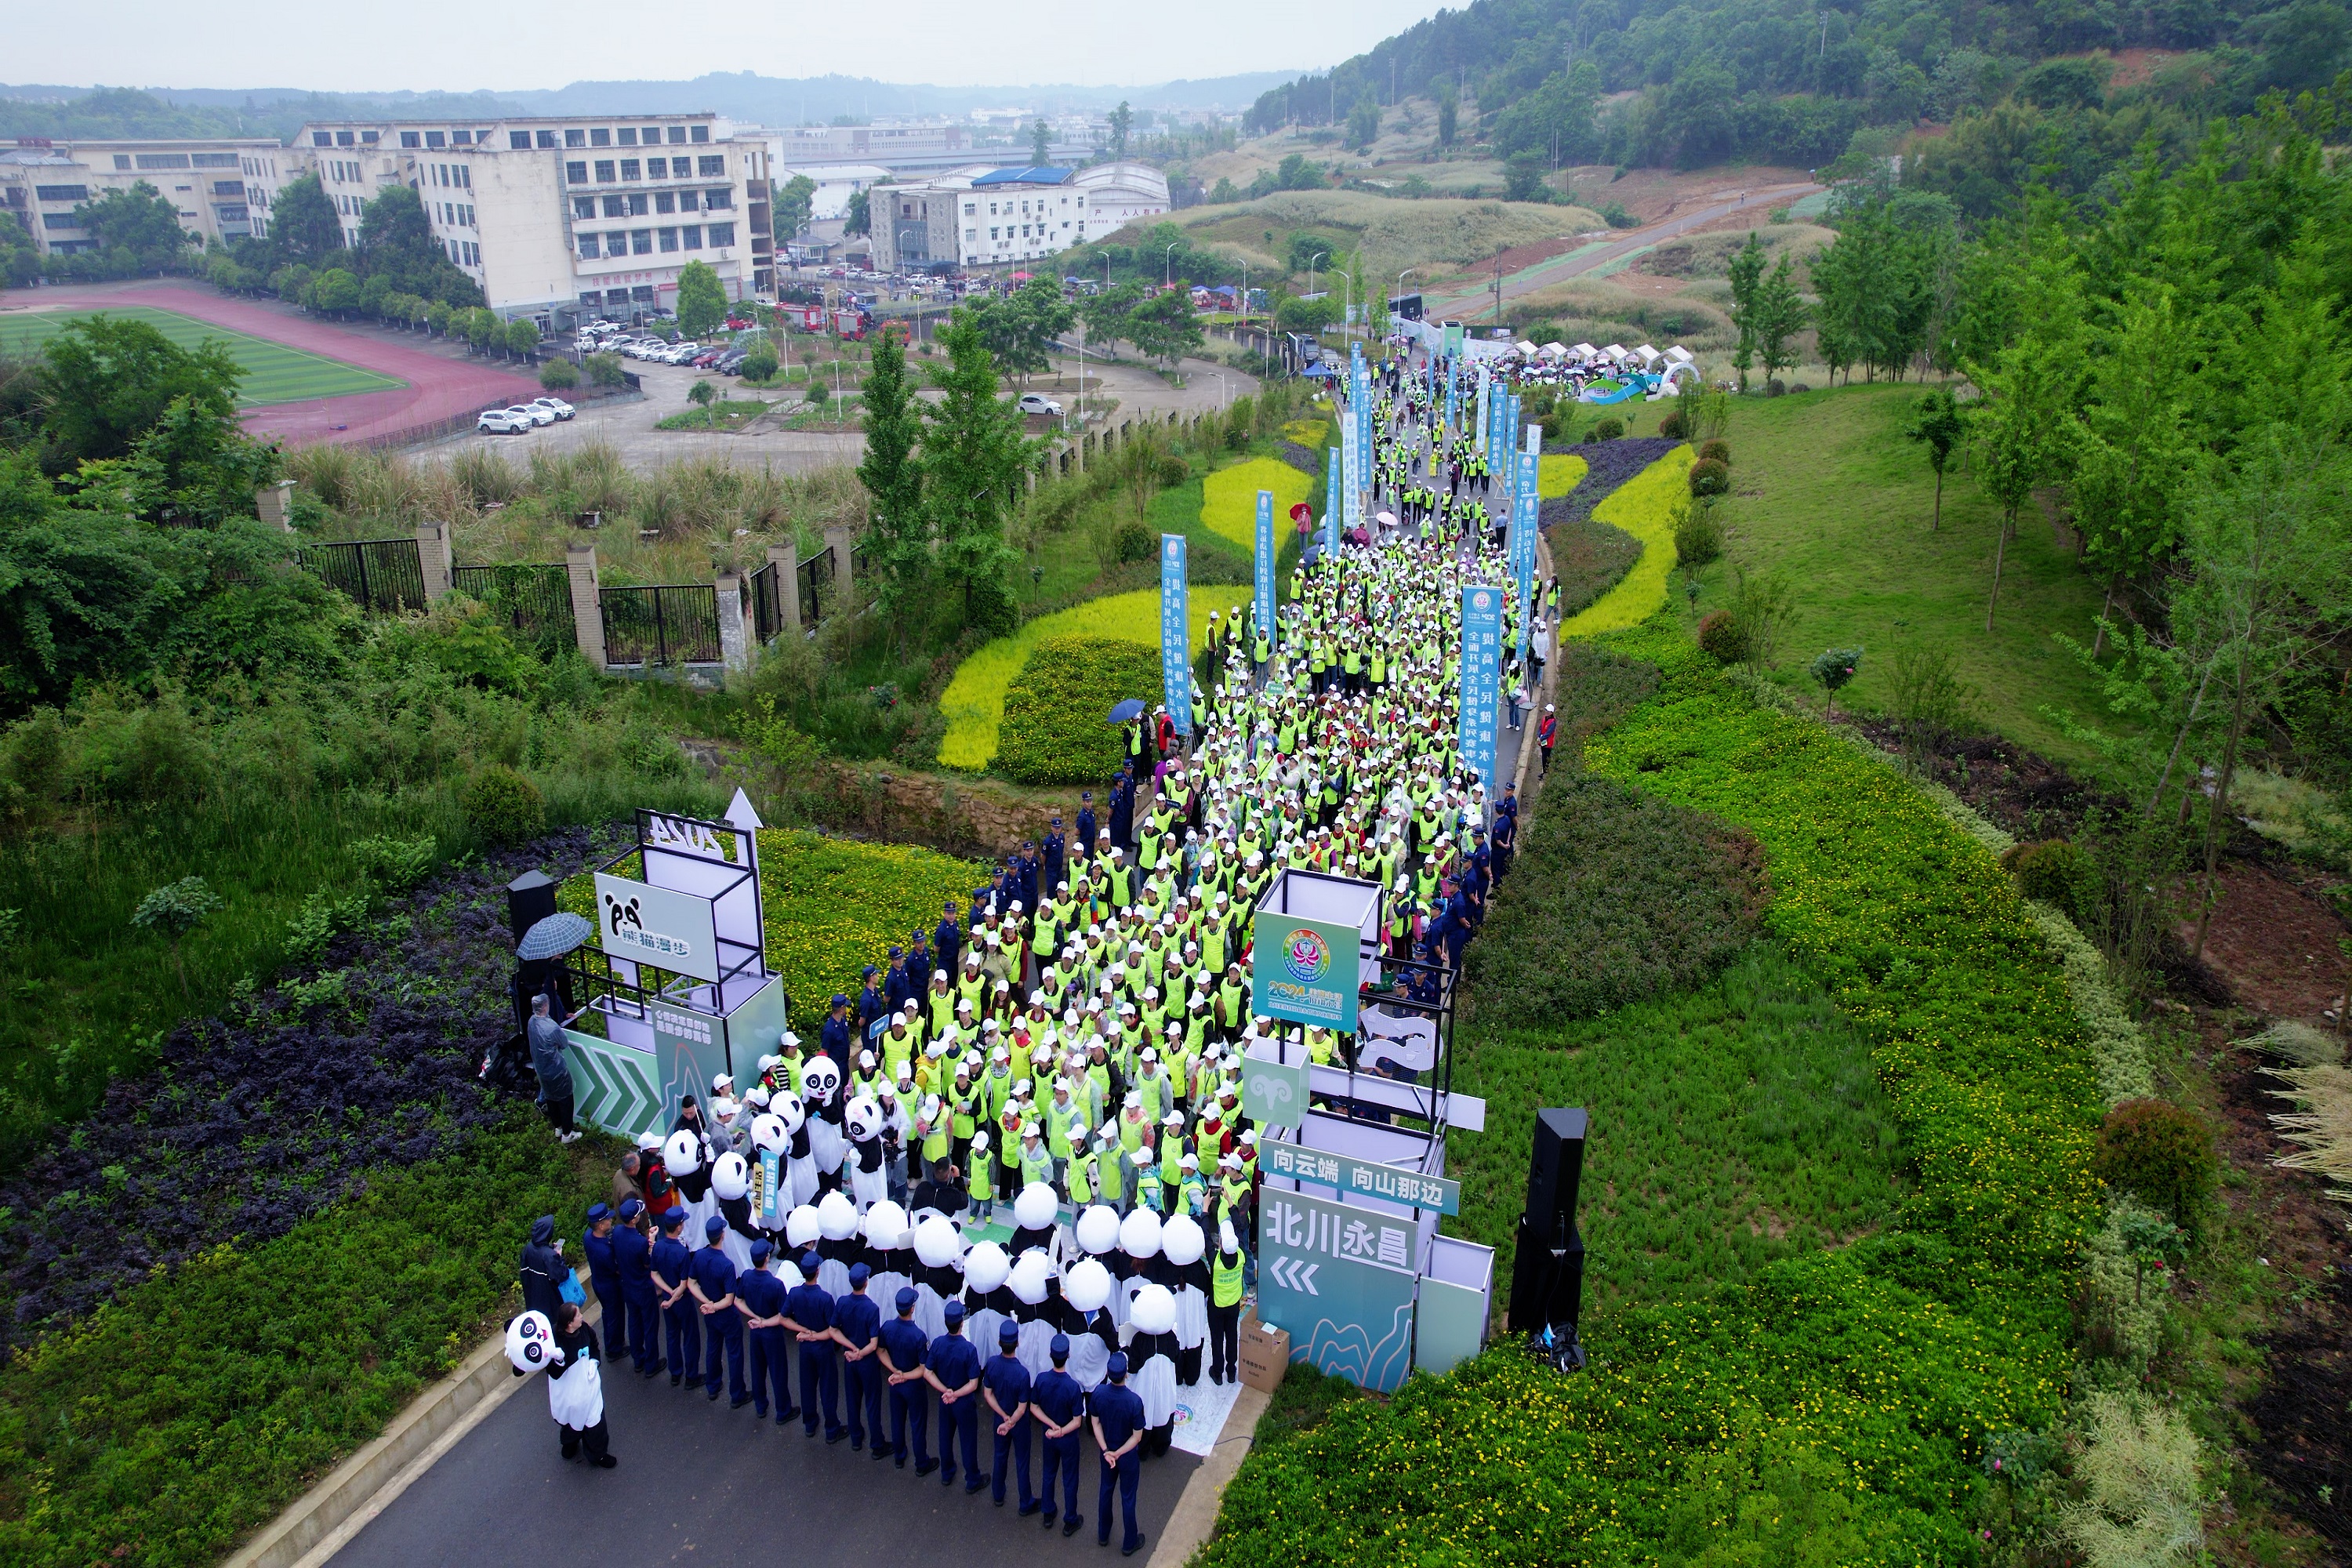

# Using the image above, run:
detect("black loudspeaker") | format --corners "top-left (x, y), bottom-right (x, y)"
top-left (506, 869), bottom-right (557, 944)
top-left (1506, 1107), bottom-right (1589, 1353)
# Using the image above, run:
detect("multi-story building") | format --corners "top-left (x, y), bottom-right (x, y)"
top-left (289, 112), bottom-right (771, 327)
top-left (0, 136), bottom-right (289, 254)
top-left (869, 161), bottom-right (1171, 273)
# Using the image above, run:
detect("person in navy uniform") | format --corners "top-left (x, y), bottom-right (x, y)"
top-left (885, 947), bottom-right (915, 1014)
top-left (856, 965), bottom-right (889, 1038)
top-left (926, 1298), bottom-right (986, 1493)
top-left (1464, 826), bottom-right (1490, 926)
top-left (651, 1207), bottom-right (698, 1388)
top-left (935, 901), bottom-right (963, 979)
top-left (1032, 1334), bottom-right (1086, 1537)
top-left (737, 1238), bottom-right (795, 1424)
top-left (1491, 789), bottom-right (1518, 884)
top-left (785, 1249), bottom-right (847, 1441)
top-left (1074, 794), bottom-right (1097, 865)
top-left (1090, 1351), bottom-right (1148, 1556)
top-left (1040, 817), bottom-right (1066, 896)
top-left (822, 995), bottom-right (854, 1078)
top-left (690, 1215), bottom-right (748, 1406)
top-left (612, 1197), bottom-right (660, 1376)
top-left (1107, 768), bottom-right (1135, 853)
top-left (880, 1287), bottom-right (935, 1474)
top-left (833, 1261), bottom-right (887, 1455)
top-left (906, 928), bottom-right (934, 996)
top-left (581, 1203), bottom-right (623, 1372)
top-left (984, 1319), bottom-right (1039, 1513)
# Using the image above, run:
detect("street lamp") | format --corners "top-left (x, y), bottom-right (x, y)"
top-left (1164, 241), bottom-right (1179, 290)
top-left (1215, 372), bottom-right (1229, 410)
top-left (1395, 269), bottom-right (1414, 339)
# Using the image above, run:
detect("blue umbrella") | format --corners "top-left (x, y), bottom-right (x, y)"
top-left (517, 911), bottom-right (594, 960)
top-left (1105, 698), bottom-right (1148, 725)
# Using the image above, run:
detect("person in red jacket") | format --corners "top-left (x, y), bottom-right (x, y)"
top-left (1537, 705), bottom-right (1556, 775)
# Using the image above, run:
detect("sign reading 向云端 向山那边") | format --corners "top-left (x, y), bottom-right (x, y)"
top-left (1249, 911), bottom-right (1360, 1033)
top-left (1261, 1134), bottom-right (1460, 1215)
top-left (593, 872), bottom-right (719, 982)
top-left (1256, 1185), bottom-right (1417, 1393)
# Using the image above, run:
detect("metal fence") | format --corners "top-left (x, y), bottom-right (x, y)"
top-left (601, 583), bottom-right (721, 666)
top-left (748, 560), bottom-right (785, 644)
top-left (299, 537), bottom-right (427, 613)
top-left (796, 546), bottom-right (836, 627)
top-left (453, 563), bottom-right (575, 642)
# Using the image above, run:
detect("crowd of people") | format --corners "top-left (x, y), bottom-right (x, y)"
top-left (512, 337), bottom-right (1557, 1555)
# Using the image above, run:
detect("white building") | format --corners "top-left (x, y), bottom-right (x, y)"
top-left (869, 161), bottom-right (1171, 273)
top-left (289, 112), bottom-right (771, 326)
top-left (0, 136), bottom-right (289, 255)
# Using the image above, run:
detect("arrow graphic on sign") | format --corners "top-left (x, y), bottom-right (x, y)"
top-left (1270, 1257), bottom-right (1320, 1295)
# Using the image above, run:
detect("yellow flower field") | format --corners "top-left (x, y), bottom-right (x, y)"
top-left (1201, 457), bottom-right (1314, 554)
top-left (936, 586), bottom-right (1251, 770)
top-left (1280, 418), bottom-right (1331, 449)
top-left (1538, 452), bottom-right (1588, 499)
top-left (1559, 445), bottom-right (1693, 637)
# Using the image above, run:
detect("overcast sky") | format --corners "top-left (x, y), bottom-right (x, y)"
top-left (18, 0), bottom-right (1445, 94)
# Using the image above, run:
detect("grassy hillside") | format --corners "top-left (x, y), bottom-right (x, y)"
top-left (1166, 190), bottom-right (1603, 279)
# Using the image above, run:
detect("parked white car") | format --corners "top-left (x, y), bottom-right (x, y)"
top-left (477, 408), bottom-right (532, 434)
top-left (530, 397), bottom-right (577, 421)
top-left (507, 404), bottom-right (556, 427)
top-left (1018, 394), bottom-right (1064, 416)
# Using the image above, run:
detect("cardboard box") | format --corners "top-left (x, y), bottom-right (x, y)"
top-left (1239, 1319), bottom-right (1290, 1392)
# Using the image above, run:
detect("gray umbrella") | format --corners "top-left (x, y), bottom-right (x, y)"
top-left (517, 911), bottom-right (594, 960)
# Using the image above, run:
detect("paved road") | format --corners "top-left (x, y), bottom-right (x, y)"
top-left (1422, 180), bottom-right (1821, 315)
top-left (332, 1347), bottom-right (1200, 1568)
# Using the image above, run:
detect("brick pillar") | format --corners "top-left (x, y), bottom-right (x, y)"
top-left (716, 572), bottom-right (749, 673)
top-left (566, 543), bottom-right (605, 668)
top-left (822, 525), bottom-right (854, 593)
top-left (256, 479), bottom-right (296, 531)
top-left (767, 543), bottom-right (801, 633)
top-left (415, 520), bottom-right (454, 603)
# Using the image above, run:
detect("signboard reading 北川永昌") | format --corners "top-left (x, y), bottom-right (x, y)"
top-left (1256, 1185), bottom-right (1417, 1394)
top-left (593, 872), bottom-right (719, 983)
top-left (1261, 1134), bottom-right (1461, 1216)
top-left (1249, 911), bottom-right (1361, 1033)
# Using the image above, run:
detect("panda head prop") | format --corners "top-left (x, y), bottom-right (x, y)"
top-left (800, 1057), bottom-right (841, 1106)
top-left (845, 1095), bottom-right (881, 1142)
top-left (1063, 1258), bottom-right (1112, 1314)
top-left (1160, 1213), bottom-right (1205, 1267)
top-left (963, 1240), bottom-right (1011, 1294)
top-left (815, 1189), bottom-right (858, 1240)
top-left (1130, 1283), bottom-right (1177, 1337)
top-left (749, 1112), bottom-right (789, 1155)
top-left (785, 1203), bottom-right (822, 1248)
top-left (505, 1310), bottom-right (555, 1377)
top-left (711, 1150), bottom-right (750, 1202)
top-left (913, 1214), bottom-right (963, 1269)
top-left (1074, 1203), bottom-right (1120, 1256)
top-left (864, 1200), bottom-right (909, 1250)
top-left (1119, 1207), bottom-right (1163, 1260)
top-left (662, 1128), bottom-right (702, 1177)
top-left (1012, 1181), bottom-right (1058, 1232)
top-left (774, 1091), bottom-right (808, 1136)
top-left (1007, 1250), bottom-right (1052, 1305)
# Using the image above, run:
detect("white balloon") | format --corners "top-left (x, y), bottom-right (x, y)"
top-left (1007, 1250), bottom-right (1053, 1305)
top-left (786, 1204), bottom-right (822, 1247)
top-left (963, 1240), bottom-right (1011, 1294)
top-left (504, 1310), bottom-right (554, 1374)
top-left (1160, 1213), bottom-right (1205, 1267)
top-left (1074, 1203), bottom-right (1121, 1256)
top-left (816, 1189), bottom-right (858, 1240)
top-left (913, 1214), bottom-right (964, 1269)
top-left (710, 1150), bottom-right (750, 1202)
top-left (1118, 1207), bottom-right (1163, 1259)
top-left (1063, 1257), bottom-right (1112, 1314)
top-left (748, 1112), bottom-right (788, 1155)
top-left (864, 1200), bottom-right (909, 1248)
top-left (1012, 1181), bottom-right (1058, 1231)
top-left (1130, 1283), bottom-right (1177, 1336)
top-left (662, 1129), bottom-right (702, 1176)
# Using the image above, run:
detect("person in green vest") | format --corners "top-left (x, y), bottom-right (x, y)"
top-left (1065, 1136), bottom-right (1096, 1207)
top-left (949, 1061), bottom-right (980, 1172)
top-left (1156, 1112), bottom-right (1186, 1214)
top-left (1207, 1220), bottom-right (1246, 1385)
top-left (1018, 1122), bottom-right (1054, 1194)
top-left (1094, 1125), bottom-right (1126, 1213)
top-left (967, 1127), bottom-right (996, 1221)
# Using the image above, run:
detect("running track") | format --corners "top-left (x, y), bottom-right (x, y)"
top-left (8, 282), bottom-right (540, 448)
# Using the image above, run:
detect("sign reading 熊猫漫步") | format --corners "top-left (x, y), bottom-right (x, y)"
top-left (593, 873), bottom-right (719, 982)
top-left (1160, 532), bottom-right (1190, 737)
top-left (1249, 911), bottom-right (1360, 1032)
top-left (1256, 1185), bottom-right (1417, 1393)
top-left (1261, 1134), bottom-right (1461, 1215)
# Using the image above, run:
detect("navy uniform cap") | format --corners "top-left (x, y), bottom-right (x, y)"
top-left (705, 1215), bottom-right (727, 1238)
top-left (831, 993), bottom-right (849, 1008)
top-left (802, 1250), bottom-right (822, 1274)
top-left (750, 1238), bottom-right (772, 1261)
top-left (659, 1207), bottom-right (686, 1229)
top-left (1050, 1333), bottom-right (1071, 1356)
top-left (896, 1286), bottom-right (920, 1310)
top-left (586, 1202), bottom-right (610, 1221)
top-left (1106, 1351), bottom-right (1129, 1377)
top-left (888, 946), bottom-right (903, 959)
top-left (1000, 1320), bottom-right (1021, 1345)
top-left (849, 1261), bottom-right (871, 1285)
top-left (619, 1196), bottom-right (643, 1218)
top-left (942, 1299), bottom-right (966, 1323)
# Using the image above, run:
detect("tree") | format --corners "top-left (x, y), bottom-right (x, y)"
top-left (1752, 254), bottom-right (1808, 383)
top-left (503, 318), bottom-right (539, 359)
top-left (1080, 281), bottom-right (1144, 356)
top-left (1109, 101), bottom-right (1133, 161)
top-left (464, 307), bottom-right (497, 352)
top-left (1903, 387), bottom-right (1965, 532)
top-left (38, 314), bottom-right (241, 467)
top-left (1973, 332), bottom-right (2075, 630)
top-left (70, 182), bottom-right (192, 272)
top-left (1504, 153), bottom-right (1552, 204)
top-left (1348, 95), bottom-right (1382, 150)
top-left (1726, 234), bottom-right (1766, 391)
top-left (675, 259), bottom-right (728, 337)
top-left (307, 267), bottom-right (361, 315)
top-left (844, 189), bottom-right (870, 238)
top-left (1435, 81), bottom-right (1459, 150)
top-left (1810, 646), bottom-right (1864, 717)
top-left (1126, 288), bottom-right (1203, 370)
top-left (356, 183), bottom-right (481, 307)
top-left (131, 875), bottom-right (221, 995)
top-left (1031, 120), bottom-right (1052, 165)
top-left (856, 325), bottom-right (928, 646)
top-left (773, 174), bottom-right (816, 241)
top-left (539, 358), bottom-right (579, 392)
top-left (2071, 282), bottom-right (2195, 654)
top-left (268, 173), bottom-right (344, 269)
top-left (969, 274), bottom-right (1073, 387)
top-left (924, 315), bottom-right (1028, 634)
top-left (687, 379), bottom-right (717, 424)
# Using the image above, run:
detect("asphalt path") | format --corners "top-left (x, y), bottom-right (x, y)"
top-left (332, 1346), bottom-right (1201, 1568)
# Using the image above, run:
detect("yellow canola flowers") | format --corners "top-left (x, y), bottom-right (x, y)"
top-left (1559, 445), bottom-right (1693, 637)
top-left (1201, 457), bottom-right (1313, 554)
top-left (1537, 451), bottom-right (1588, 499)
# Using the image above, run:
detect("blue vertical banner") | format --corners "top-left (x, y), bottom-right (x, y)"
top-left (1254, 489), bottom-right (1276, 647)
top-left (1458, 584), bottom-right (1502, 789)
top-left (1474, 374), bottom-right (1489, 456)
top-left (1160, 533), bottom-right (1192, 737)
top-left (1515, 448), bottom-right (1541, 659)
top-left (1325, 444), bottom-right (1341, 554)
top-left (1446, 355), bottom-right (1460, 433)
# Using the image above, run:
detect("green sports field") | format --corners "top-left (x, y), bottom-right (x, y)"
top-left (0, 306), bottom-right (404, 405)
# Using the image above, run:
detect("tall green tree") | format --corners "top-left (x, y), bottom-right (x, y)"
top-left (856, 325), bottom-right (928, 645)
top-left (268, 173), bottom-right (344, 269)
top-left (924, 316), bottom-right (1028, 635)
top-left (1126, 288), bottom-right (1203, 369)
top-left (1348, 95), bottom-right (1381, 149)
top-left (1973, 327), bottom-right (2078, 630)
top-left (844, 189), bottom-right (871, 238)
top-left (38, 314), bottom-right (241, 467)
top-left (674, 259), bottom-right (728, 337)
top-left (2070, 281), bottom-right (2196, 653)
top-left (1752, 254), bottom-right (1808, 384)
top-left (356, 184), bottom-right (481, 306)
top-left (70, 182), bottom-right (192, 272)
top-left (1080, 281), bottom-right (1145, 356)
top-left (1902, 387), bottom-right (1965, 532)
top-left (1725, 234), bottom-right (1766, 391)
top-left (772, 174), bottom-right (816, 241)
top-left (1032, 120), bottom-right (1052, 164)
top-left (1108, 102), bottom-right (1133, 161)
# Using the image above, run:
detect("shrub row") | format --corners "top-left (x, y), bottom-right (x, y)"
top-left (996, 636), bottom-right (1165, 785)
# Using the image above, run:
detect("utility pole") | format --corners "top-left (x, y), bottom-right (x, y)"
top-left (1492, 249), bottom-right (1504, 325)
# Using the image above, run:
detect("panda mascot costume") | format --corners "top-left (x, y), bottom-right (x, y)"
top-left (813, 1189), bottom-right (860, 1298)
top-left (909, 1214), bottom-right (964, 1342)
top-left (799, 1056), bottom-right (848, 1192)
top-left (710, 1151), bottom-right (758, 1274)
top-left (959, 1240), bottom-right (1014, 1357)
top-left (506, 1308), bottom-right (614, 1468)
top-left (1158, 1213), bottom-right (1211, 1387)
top-left (771, 1091), bottom-right (818, 1210)
top-left (746, 1112), bottom-right (790, 1242)
top-left (1008, 1181), bottom-right (1064, 1267)
top-left (844, 1095), bottom-right (888, 1212)
top-left (1057, 1257), bottom-right (1118, 1392)
top-left (1115, 1207), bottom-right (1163, 1331)
top-left (662, 1128), bottom-right (713, 1239)
top-left (862, 1200), bottom-right (912, 1314)
top-left (1007, 1249), bottom-right (1060, 1379)
top-left (1126, 1283), bottom-right (1181, 1457)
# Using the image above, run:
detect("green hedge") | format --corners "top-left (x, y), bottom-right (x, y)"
top-left (1202, 618), bottom-right (2101, 1565)
top-left (0, 1112), bottom-right (602, 1567)
top-left (995, 635), bottom-right (1164, 785)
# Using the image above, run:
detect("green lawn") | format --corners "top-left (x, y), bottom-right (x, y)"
top-left (0, 305), bottom-right (404, 405)
top-left (1695, 382), bottom-right (2123, 768)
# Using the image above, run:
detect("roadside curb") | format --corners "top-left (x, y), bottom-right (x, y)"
top-left (224, 1275), bottom-right (594, 1568)
top-left (1146, 1383), bottom-right (1270, 1568)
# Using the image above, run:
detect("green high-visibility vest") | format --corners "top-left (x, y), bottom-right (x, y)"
top-left (1212, 1249), bottom-right (1245, 1308)
top-left (1021, 1142), bottom-right (1053, 1189)
top-left (1067, 1152), bottom-right (1094, 1206)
